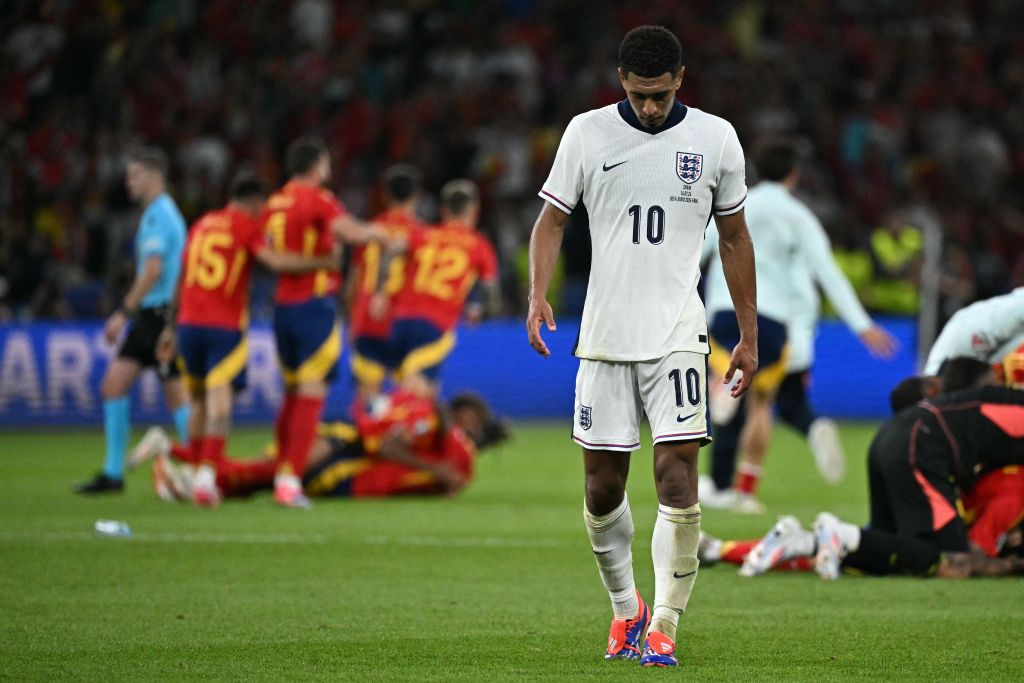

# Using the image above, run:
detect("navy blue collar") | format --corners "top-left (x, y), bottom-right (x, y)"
top-left (617, 99), bottom-right (687, 134)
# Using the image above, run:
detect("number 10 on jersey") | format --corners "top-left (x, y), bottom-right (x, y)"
top-left (629, 205), bottom-right (665, 245)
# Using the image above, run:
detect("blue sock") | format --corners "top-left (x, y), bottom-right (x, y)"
top-left (172, 403), bottom-right (191, 443)
top-left (102, 397), bottom-right (131, 479)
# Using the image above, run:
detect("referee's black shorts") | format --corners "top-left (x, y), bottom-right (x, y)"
top-left (117, 305), bottom-right (180, 378)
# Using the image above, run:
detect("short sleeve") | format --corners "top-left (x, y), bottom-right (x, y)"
top-left (242, 215), bottom-right (267, 254)
top-left (539, 116), bottom-right (585, 214)
top-left (475, 235), bottom-right (499, 282)
top-left (317, 189), bottom-right (346, 226)
top-left (713, 124), bottom-right (747, 216)
top-left (138, 210), bottom-right (169, 259)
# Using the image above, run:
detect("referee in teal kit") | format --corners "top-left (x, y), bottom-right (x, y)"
top-left (77, 148), bottom-right (190, 493)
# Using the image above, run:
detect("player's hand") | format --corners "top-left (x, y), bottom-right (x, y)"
top-left (433, 464), bottom-right (466, 495)
top-left (859, 325), bottom-right (898, 359)
top-left (465, 302), bottom-right (485, 326)
top-left (104, 311), bottom-right (127, 345)
top-left (155, 326), bottom-right (177, 365)
top-left (526, 296), bottom-right (556, 357)
top-left (368, 292), bottom-right (389, 321)
top-left (725, 338), bottom-right (758, 398)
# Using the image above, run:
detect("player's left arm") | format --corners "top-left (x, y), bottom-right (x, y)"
top-left (332, 214), bottom-right (388, 245)
top-left (801, 211), bottom-right (897, 358)
top-left (105, 254), bottom-right (163, 344)
top-left (715, 209), bottom-right (758, 397)
top-left (378, 427), bottom-right (466, 494)
top-left (467, 238), bottom-right (502, 323)
top-left (255, 246), bottom-right (339, 273)
top-left (937, 550), bottom-right (1024, 578)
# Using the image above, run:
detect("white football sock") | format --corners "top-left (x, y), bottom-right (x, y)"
top-left (584, 495), bottom-right (639, 619)
top-left (651, 503), bottom-right (701, 641)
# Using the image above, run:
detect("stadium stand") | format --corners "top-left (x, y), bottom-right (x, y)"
top-left (2, 0), bottom-right (1023, 324)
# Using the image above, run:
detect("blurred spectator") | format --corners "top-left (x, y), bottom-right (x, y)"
top-left (868, 213), bottom-right (923, 315)
top-left (2, 0), bottom-right (1024, 322)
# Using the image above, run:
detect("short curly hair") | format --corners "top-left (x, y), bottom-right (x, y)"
top-left (618, 25), bottom-right (682, 79)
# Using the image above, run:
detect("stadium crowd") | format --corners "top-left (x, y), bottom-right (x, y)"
top-left (2, 0), bottom-right (1024, 322)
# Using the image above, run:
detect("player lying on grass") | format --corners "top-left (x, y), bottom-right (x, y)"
top-left (701, 358), bottom-right (1024, 579)
top-left (141, 389), bottom-right (507, 503)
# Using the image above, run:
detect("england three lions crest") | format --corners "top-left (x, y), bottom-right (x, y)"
top-left (676, 152), bottom-right (703, 184)
top-left (579, 405), bottom-right (592, 431)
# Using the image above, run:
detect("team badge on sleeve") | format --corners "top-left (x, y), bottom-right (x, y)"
top-left (676, 153), bottom-right (703, 184)
top-left (579, 405), bottom-right (593, 430)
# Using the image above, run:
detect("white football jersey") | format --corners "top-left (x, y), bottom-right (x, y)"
top-left (923, 287), bottom-right (1024, 374)
top-left (703, 182), bottom-right (873, 371)
top-left (540, 101), bottom-right (747, 361)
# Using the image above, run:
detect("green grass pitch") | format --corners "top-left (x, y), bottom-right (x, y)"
top-left (2, 422), bottom-right (1023, 680)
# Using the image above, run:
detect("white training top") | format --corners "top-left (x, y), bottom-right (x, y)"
top-left (923, 287), bottom-right (1024, 374)
top-left (540, 101), bottom-right (747, 361)
top-left (703, 182), bottom-right (873, 371)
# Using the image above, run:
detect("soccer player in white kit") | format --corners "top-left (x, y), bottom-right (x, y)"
top-left (923, 287), bottom-right (1024, 376)
top-left (701, 139), bottom-right (896, 511)
top-left (526, 26), bottom-right (758, 667)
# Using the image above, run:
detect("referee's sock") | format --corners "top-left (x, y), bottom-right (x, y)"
top-left (172, 404), bottom-right (191, 444)
top-left (102, 396), bottom-right (131, 479)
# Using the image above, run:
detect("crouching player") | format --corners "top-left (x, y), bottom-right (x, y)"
top-left (138, 175), bottom-right (339, 506)
top-left (708, 359), bottom-right (1024, 578)
top-left (152, 391), bottom-right (507, 501)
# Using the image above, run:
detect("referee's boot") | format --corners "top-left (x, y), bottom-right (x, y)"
top-left (75, 472), bottom-right (124, 494)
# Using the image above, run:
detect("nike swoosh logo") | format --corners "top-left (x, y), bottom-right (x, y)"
top-left (673, 570), bottom-right (696, 579)
top-left (593, 549), bottom-right (613, 556)
top-left (602, 160), bottom-right (628, 172)
top-left (676, 412), bottom-right (699, 423)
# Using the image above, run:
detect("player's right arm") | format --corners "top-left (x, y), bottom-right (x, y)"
top-left (529, 117), bottom-right (583, 357)
top-left (526, 202), bottom-right (568, 357)
top-left (715, 209), bottom-right (758, 396)
top-left (255, 245), bottom-right (339, 274)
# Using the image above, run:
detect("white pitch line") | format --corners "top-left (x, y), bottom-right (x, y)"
top-left (0, 531), bottom-right (326, 544)
top-left (0, 531), bottom-right (565, 548)
top-left (362, 535), bottom-right (563, 548)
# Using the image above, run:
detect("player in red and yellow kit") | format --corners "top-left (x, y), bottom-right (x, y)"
top-left (377, 179), bottom-right (499, 394)
top-left (264, 137), bottom-right (383, 508)
top-left (347, 164), bottom-right (423, 400)
top-left (148, 175), bottom-right (337, 506)
top-left (153, 391), bottom-right (507, 500)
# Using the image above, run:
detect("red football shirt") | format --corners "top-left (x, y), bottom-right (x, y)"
top-left (352, 389), bottom-right (476, 497)
top-left (348, 207), bottom-right (421, 339)
top-left (962, 466), bottom-right (1024, 557)
top-left (355, 389), bottom-right (440, 454)
top-left (264, 180), bottom-right (345, 305)
top-left (391, 221), bottom-right (499, 331)
top-left (177, 206), bottom-right (266, 330)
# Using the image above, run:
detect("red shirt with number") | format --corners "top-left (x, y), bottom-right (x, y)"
top-left (348, 207), bottom-right (421, 339)
top-left (391, 221), bottom-right (499, 331)
top-left (264, 180), bottom-right (345, 305)
top-left (177, 206), bottom-right (266, 330)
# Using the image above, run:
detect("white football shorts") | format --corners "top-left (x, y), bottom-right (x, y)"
top-left (572, 351), bottom-right (711, 452)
